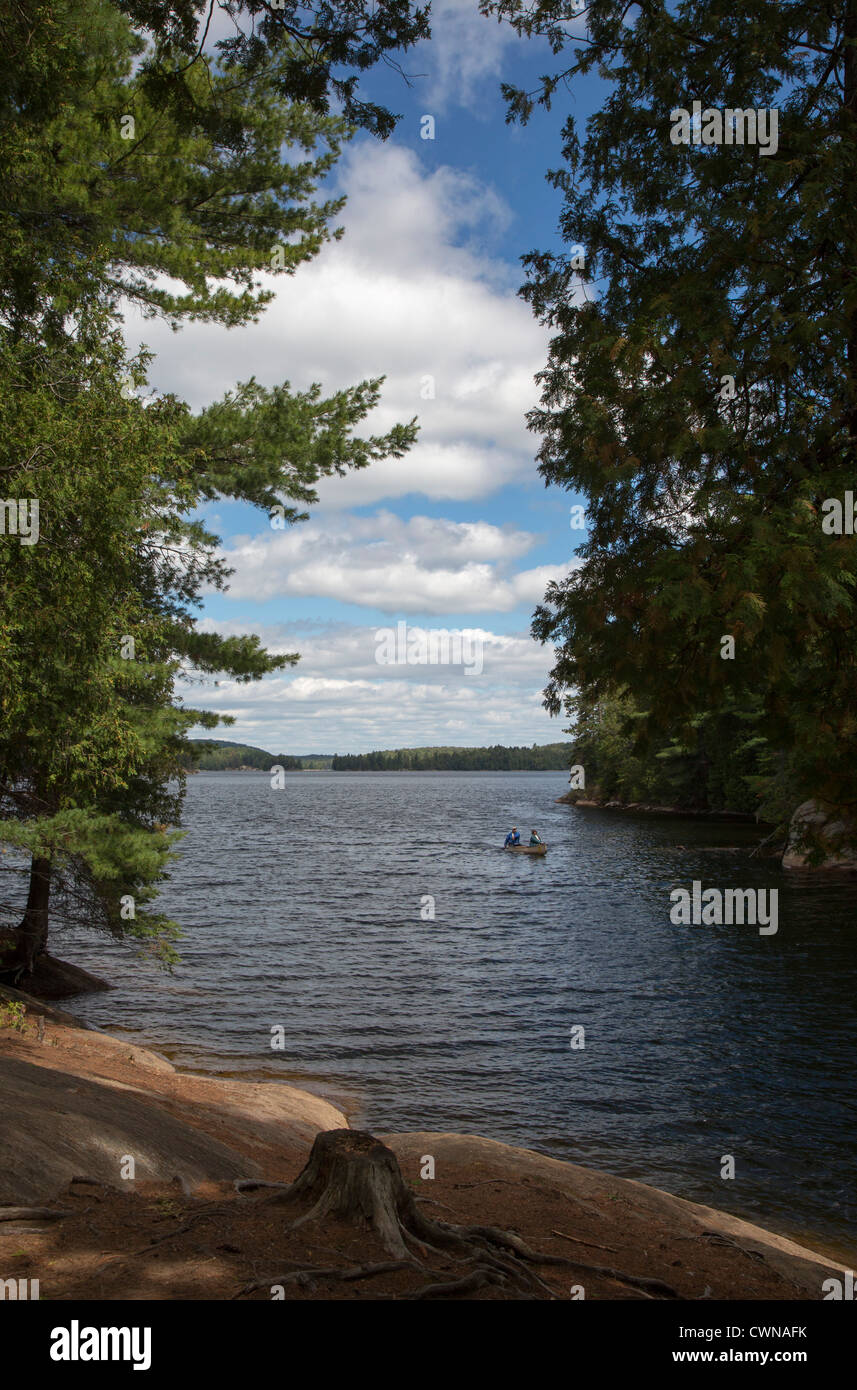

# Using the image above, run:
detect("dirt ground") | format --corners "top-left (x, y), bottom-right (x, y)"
top-left (0, 1160), bottom-right (836, 1301)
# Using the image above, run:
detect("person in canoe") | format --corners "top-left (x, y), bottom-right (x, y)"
top-left (504, 827), bottom-right (521, 847)
top-left (529, 829), bottom-right (543, 846)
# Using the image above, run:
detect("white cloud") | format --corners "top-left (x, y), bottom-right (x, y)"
top-left (119, 96), bottom-right (580, 747)
top-left (181, 618), bottom-right (566, 752)
top-left (418, 0), bottom-right (524, 113)
top-left (416, 0), bottom-right (587, 116)
top-left (122, 141), bottom-right (550, 510)
top-left (213, 511), bottom-right (572, 613)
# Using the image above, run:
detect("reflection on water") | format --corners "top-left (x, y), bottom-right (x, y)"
top-left (58, 771), bottom-right (857, 1259)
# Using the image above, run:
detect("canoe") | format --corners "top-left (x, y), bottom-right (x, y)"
top-left (504, 843), bottom-right (547, 856)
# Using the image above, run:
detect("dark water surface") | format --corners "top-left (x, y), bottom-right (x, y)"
top-left (61, 771), bottom-right (857, 1258)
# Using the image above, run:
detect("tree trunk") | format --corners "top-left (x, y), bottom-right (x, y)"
top-left (268, 1129), bottom-right (435, 1260)
top-left (13, 855), bottom-right (51, 978)
top-left (847, 1), bottom-right (857, 445)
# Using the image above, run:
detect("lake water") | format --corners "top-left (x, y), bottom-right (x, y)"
top-left (59, 770), bottom-right (857, 1260)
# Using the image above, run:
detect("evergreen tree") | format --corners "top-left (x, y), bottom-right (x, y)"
top-left (114, 0), bottom-right (431, 138)
top-left (0, 316), bottom-right (414, 972)
top-left (0, 0), bottom-right (419, 974)
top-left (2, 0), bottom-right (350, 334)
top-left (486, 0), bottom-right (857, 820)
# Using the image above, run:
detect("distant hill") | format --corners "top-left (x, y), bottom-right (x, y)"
top-left (186, 740), bottom-right (573, 772)
top-left (186, 741), bottom-right (332, 771)
top-left (331, 743), bottom-right (574, 771)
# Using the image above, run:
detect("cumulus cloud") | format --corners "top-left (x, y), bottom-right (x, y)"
top-left (122, 141), bottom-right (550, 510)
top-left (181, 618), bottom-right (564, 752)
top-left (212, 512), bottom-right (573, 613)
top-left (118, 89), bottom-right (579, 747)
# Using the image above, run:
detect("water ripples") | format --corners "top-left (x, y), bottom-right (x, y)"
top-left (59, 770), bottom-right (857, 1257)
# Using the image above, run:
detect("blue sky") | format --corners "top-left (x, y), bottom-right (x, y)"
top-left (124, 2), bottom-right (604, 754)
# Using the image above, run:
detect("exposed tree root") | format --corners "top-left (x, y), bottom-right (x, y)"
top-left (409, 1269), bottom-right (504, 1299)
top-left (459, 1223), bottom-right (679, 1297)
top-left (253, 1129), bottom-right (680, 1300)
top-left (233, 1260), bottom-right (413, 1298)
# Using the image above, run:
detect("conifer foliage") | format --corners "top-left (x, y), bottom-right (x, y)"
top-left (0, 0), bottom-right (423, 972)
top-left (485, 0), bottom-right (857, 819)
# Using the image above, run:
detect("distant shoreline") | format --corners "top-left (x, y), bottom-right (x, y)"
top-left (190, 766), bottom-right (569, 774)
top-left (556, 792), bottom-right (765, 823)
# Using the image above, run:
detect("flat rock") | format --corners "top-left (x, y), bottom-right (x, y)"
top-left (0, 990), bottom-right (349, 1205)
top-left (382, 1131), bottom-right (852, 1297)
top-left (0, 1055), bottom-right (259, 1203)
top-left (0, 952), bottom-right (111, 1000)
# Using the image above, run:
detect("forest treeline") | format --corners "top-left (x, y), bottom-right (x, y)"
top-left (564, 693), bottom-right (775, 817)
top-left (190, 742), bottom-right (573, 772)
top-left (331, 744), bottom-right (573, 771)
top-left (189, 743), bottom-right (302, 772)
top-left (187, 742), bottom-right (329, 771)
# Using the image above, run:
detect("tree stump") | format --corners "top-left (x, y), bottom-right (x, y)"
top-left (259, 1129), bottom-right (680, 1299)
top-left (267, 1129), bottom-right (429, 1260)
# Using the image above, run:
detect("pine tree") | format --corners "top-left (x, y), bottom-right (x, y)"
top-left (0, 1), bottom-right (419, 974)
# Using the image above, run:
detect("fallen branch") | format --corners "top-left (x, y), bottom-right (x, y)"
top-left (0, 1207), bottom-right (69, 1222)
top-left (452, 1179), bottom-right (525, 1190)
top-left (749, 827), bottom-right (787, 858)
top-left (234, 1179), bottom-right (292, 1194)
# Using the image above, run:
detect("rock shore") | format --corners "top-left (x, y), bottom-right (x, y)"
top-left (0, 983), bottom-right (852, 1300)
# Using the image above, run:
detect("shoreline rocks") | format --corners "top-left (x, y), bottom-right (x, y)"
top-left (1, 981), bottom-right (854, 1298)
top-left (556, 792), bottom-right (760, 823)
top-left (782, 799), bottom-right (857, 872)
top-left (558, 792), bottom-right (857, 872)
top-left (0, 951), bottom-right (111, 1001)
top-left (0, 983), bottom-right (349, 1204)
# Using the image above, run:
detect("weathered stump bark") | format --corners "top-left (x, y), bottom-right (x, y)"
top-left (267, 1129), bottom-right (431, 1260)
